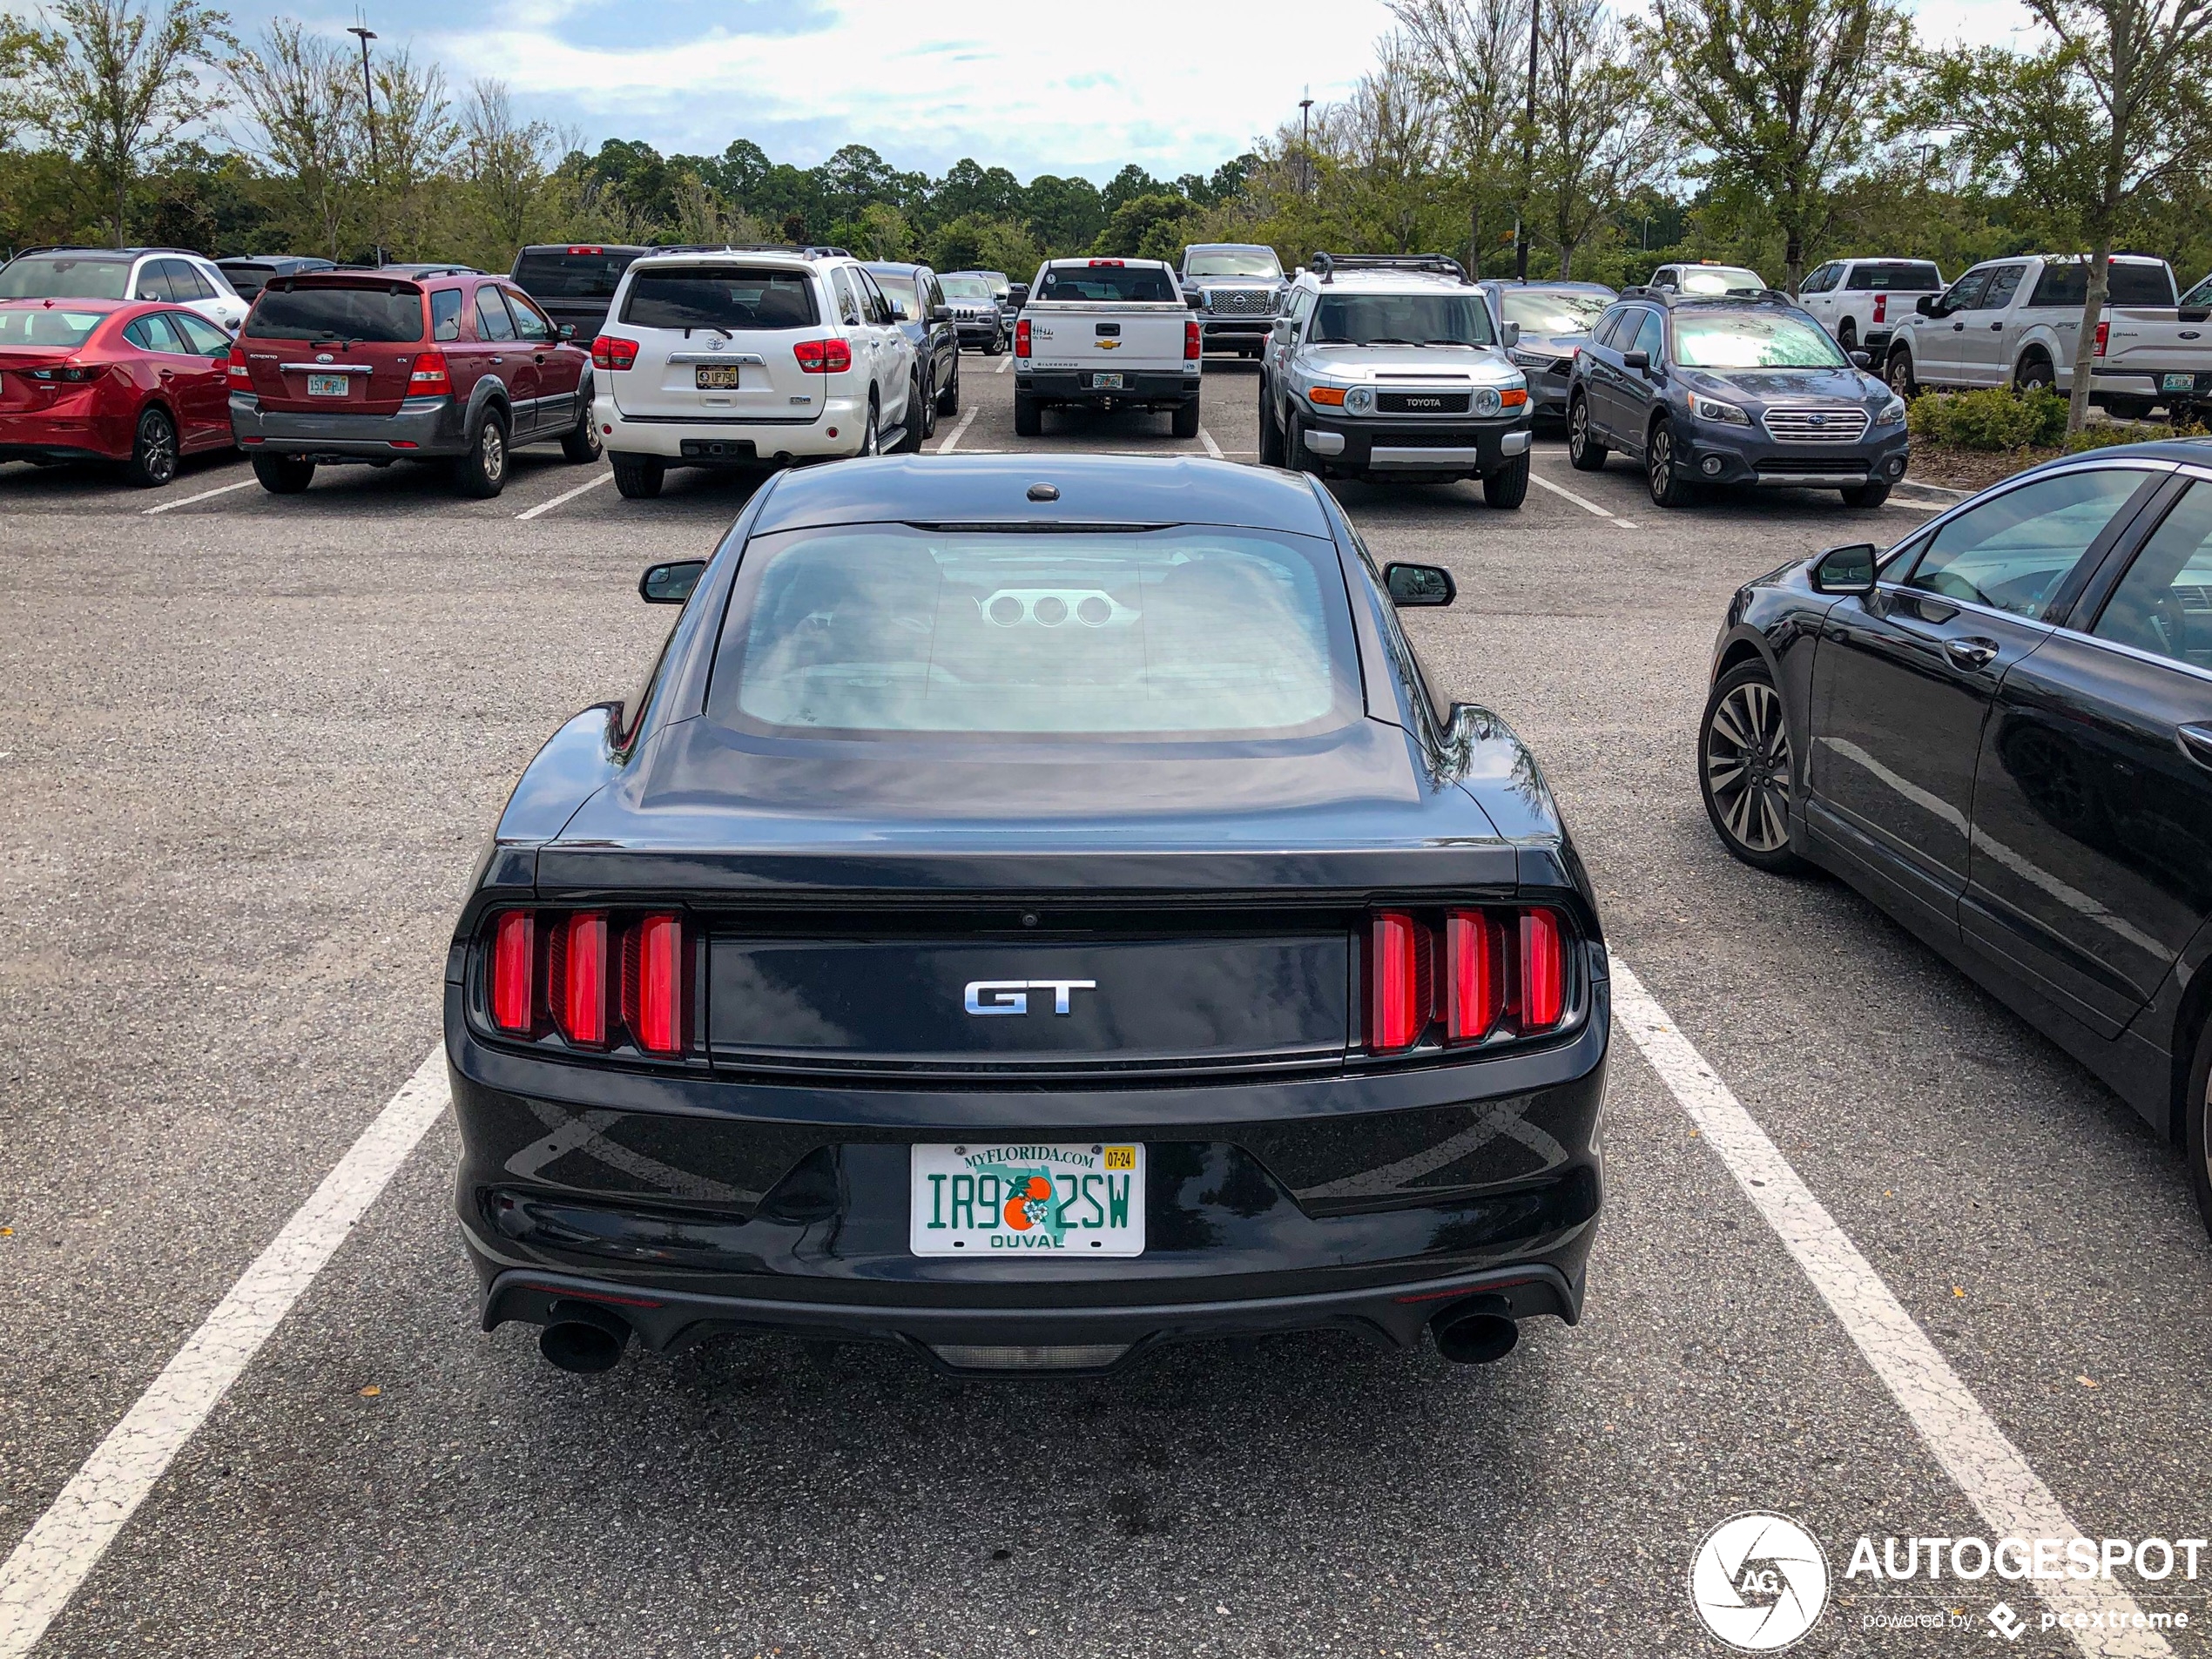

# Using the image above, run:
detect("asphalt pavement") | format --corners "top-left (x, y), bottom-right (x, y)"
top-left (0, 350), bottom-right (2202, 1658)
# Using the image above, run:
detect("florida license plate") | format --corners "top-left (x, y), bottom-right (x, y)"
top-left (306, 374), bottom-right (349, 397)
top-left (1092, 372), bottom-right (1124, 390)
top-left (910, 1142), bottom-right (1144, 1258)
top-left (695, 365), bottom-right (744, 389)
top-left (2164, 372), bottom-right (2197, 393)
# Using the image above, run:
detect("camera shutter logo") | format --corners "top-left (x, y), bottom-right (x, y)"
top-left (1689, 1512), bottom-right (1830, 1651)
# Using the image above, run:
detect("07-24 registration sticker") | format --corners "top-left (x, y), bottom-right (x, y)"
top-left (909, 1142), bottom-right (1145, 1257)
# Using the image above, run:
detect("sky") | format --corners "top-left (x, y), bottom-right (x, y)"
top-left (288, 0), bottom-right (2052, 184)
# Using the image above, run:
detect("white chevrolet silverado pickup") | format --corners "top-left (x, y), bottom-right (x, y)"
top-left (1013, 258), bottom-right (1203, 438)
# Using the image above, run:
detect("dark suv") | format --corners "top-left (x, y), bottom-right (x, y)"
top-left (228, 270), bottom-right (598, 497)
top-left (1565, 289), bottom-right (1909, 509)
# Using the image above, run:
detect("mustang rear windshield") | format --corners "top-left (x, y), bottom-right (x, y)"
top-left (0, 255), bottom-right (132, 300)
top-left (245, 285), bottom-right (424, 342)
top-left (711, 526), bottom-right (1359, 739)
top-left (1036, 266), bottom-right (1178, 303)
top-left (1673, 312), bottom-right (1846, 369)
top-left (623, 268), bottom-right (819, 330)
top-left (1311, 293), bottom-right (1496, 347)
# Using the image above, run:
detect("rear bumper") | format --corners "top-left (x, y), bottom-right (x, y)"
top-left (0, 411), bottom-right (128, 462)
top-left (230, 392), bottom-right (466, 459)
top-left (1019, 369), bottom-right (1199, 407)
top-left (1300, 414), bottom-right (1534, 475)
top-left (599, 393), bottom-right (865, 463)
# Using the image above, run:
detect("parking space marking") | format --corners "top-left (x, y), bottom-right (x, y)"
top-left (1197, 428), bottom-right (1224, 460)
top-left (0, 1047), bottom-right (449, 1658)
top-left (1609, 954), bottom-right (2168, 1658)
top-left (935, 407), bottom-right (979, 455)
top-left (141, 477), bottom-right (256, 516)
top-left (515, 472), bottom-right (611, 521)
top-left (994, 355), bottom-right (1011, 374)
top-left (1527, 470), bottom-right (1626, 522)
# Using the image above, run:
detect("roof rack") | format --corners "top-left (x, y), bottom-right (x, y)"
top-left (1622, 284), bottom-right (1794, 304)
top-left (651, 243), bottom-right (853, 260)
top-left (1311, 252), bottom-right (1468, 284)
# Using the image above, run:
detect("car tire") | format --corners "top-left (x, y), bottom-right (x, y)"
top-left (985, 334), bottom-right (1004, 357)
top-left (251, 454), bottom-right (315, 495)
top-left (1885, 348), bottom-right (1918, 400)
top-left (1171, 397), bottom-right (1201, 440)
top-left (894, 373), bottom-right (927, 452)
top-left (935, 359), bottom-right (960, 416)
top-left (860, 395), bottom-right (880, 457)
top-left (452, 408), bottom-right (509, 498)
top-left (2016, 354), bottom-right (2055, 395)
top-left (1257, 380), bottom-right (1285, 466)
top-left (2184, 1014), bottom-right (2212, 1240)
top-left (1286, 407), bottom-right (1320, 475)
top-left (1840, 479), bottom-right (1892, 509)
top-left (1645, 418), bottom-right (1696, 508)
top-left (1567, 394), bottom-right (1608, 470)
top-left (1698, 660), bottom-right (1806, 874)
top-left (560, 398), bottom-right (603, 463)
top-left (1014, 391), bottom-right (1041, 438)
top-left (610, 452), bottom-right (664, 499)
top-left (124, 407), bottom-right (179, 488)
top-left (1837, 319), bottom-right (1858, 352)
top-left (1481, 450), bottom-right (1529, 509)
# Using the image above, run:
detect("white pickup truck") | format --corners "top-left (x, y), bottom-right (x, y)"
top-left (1013, 258), bottom-right (1202, 438)
top-left (1883, 253), bottom-right (2212, 417)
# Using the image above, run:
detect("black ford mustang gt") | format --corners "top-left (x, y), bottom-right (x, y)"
top-left (1699, 437), bottom-right (2212, 1231)
top-left (444, 455), bottom-right (1609, 1376)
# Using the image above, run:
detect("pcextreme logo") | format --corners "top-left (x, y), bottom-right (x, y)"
top-left (1689, 1512), bottom-right (1831, 1651)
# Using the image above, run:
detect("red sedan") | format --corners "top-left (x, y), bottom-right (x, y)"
top-left (0, 297), bottom-right (236, 487)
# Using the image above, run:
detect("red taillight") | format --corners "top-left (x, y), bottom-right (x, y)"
top-left (793, 337), bottom-right (853, 374)
top-left (1872, 293), bottom-right (1886, 325)
top-left (490, 911), bottom-right (535, 1034)
top-left (226, 343), bottom-right (251, 386)
top-left (1369, 912), bottom-right (1431, 1052)
top-left (567, 246), bottom-right (604, 255)
top-left (1518, 909), bottom-right (1565, 1030)
top-left (2094, 320), bottom-right (2109, 358)
top-left (1088, 259), bottom-right (1125, 267)
top-left (591, 334), bottom-right (637, 370)
top-left (1447, 910), bottom-right (1506, 1042)
top-left (408, 351), bottom-right (451, 395)
top-left (1015, 319), bottom-right (1031, 356)
top-left (1185, 320), bottom-right (1200, 361)
top-left (548, 911), bottom-right (610, 1047)
top-left (624, 913), bottom-right (685, 1055)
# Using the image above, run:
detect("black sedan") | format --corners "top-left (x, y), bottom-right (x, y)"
top-left (1568, 291), bottom-right (1909, 509)
top-left (1699, 438), bottom-right (2212, 1229)
top-left (444, 455), bottom-right (1609, 1377)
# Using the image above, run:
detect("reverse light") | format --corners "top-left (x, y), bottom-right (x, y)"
top-left (490, 911), bottom-right (535, 1034)
top-left (548, 911), bottom-right (610, 1047)
top-left (624, 913), bottom-right (685, 1055)
top-left (407, 351), bottom-right (451, 395)
top-left (1184, 320), bottom-right (1201, 361)
top-left (793, 337), bottom-right (853, 374)
top-left (591, 334), bottom-right (638, 370)
top-left (226, 343), bottom-right (251, 387)
top-left (1015, 319), bottom-right (1032, 356)
top-left (1369, 912), bottom-right (1431, 1052)
top-left (2094, 320), bottom-right (2109, 358)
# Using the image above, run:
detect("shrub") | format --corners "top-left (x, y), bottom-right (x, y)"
top-left (1905, 387), bottom-right (2069, 450)
top-left (2064, 418), bottom-right (2209, 453)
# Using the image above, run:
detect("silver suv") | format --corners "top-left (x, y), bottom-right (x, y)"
top-left (1258, 253), bottom-right (1533, 507)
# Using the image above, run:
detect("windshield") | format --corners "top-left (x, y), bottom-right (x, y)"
top-left (711, 525), bottom-right (1359, 739)
top-left (621, 267), bottom-right (819, 330)
top-left (1036, 265), bottom-right (1177, 303)
top-left (0, 256), bottom-right (132, 300)
top-left (1675, 266), bottom-right (1765, 296)
top-left (0, 306), bottom-right (109, 348)
top-left (244, 285), bottom-right (424, 343)
top-left (940, 276), bottom-right (995, 300)
top-left (1311, 292), bottom-right (1495, 347)
top-left (2185, 272), bottom-right (2212, 309)
top-left (1673, 311), bottom-right (1846, 369)
top-left (1186, 249), bottom-right (1282, 280)
top-left (1499, 290), bottom-right (1609, 335)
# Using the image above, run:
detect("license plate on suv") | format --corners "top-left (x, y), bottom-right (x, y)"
top-left (910, 1142), bottom-right (1144, 1258)
top-left (1092, 372), bottom-right (1124, 390)
top-left (695, 365), bottom-right (744, 389)
top-left (306, 374), bottom-right (350, 397)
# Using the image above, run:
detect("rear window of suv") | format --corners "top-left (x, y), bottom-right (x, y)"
top-left (0, 255), bottom-right (132, 300)
top-left (1846, 262), bottom-right (1942, 291)
top-left (245, 284), bottom-right (425, 342)
top-left (622, 268), bottom-right (819, 330)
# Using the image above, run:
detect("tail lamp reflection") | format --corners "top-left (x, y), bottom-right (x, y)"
top-left (487, 908), bottom-right (688, 1055)
top-left (1368, 905), bottom-right (1570, 1053)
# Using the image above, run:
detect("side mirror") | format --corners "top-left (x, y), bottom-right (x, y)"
top-left (1384, 562), bottom-right (1456, 607)
top-left (1621, 349), bottom-right (1650, 370)
top-left (1184, 291), bottom-right (1206, 309)
top-left (1850, 349), bottom-right (1871, 368)
top-left (640, 559), bottom-right (705, 604)
top-left (1501, 320), bottom-right (1521, 348)
top-left (557, 322), bottom-right (576, 341)
top-left (929, 304), bottom-right (951, 323)
top-left (1809, 542), bottom-right (1878, 597)
top-left (1915, 295), bottom-right (1938, 316)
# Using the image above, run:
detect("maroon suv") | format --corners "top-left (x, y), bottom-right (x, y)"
top-left (227, 270), bottom-right (597, 496)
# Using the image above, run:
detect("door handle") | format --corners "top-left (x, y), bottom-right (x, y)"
top-left (158, 368), bottom-right (173, 378)
top-left (1989, 322), bottom-right (2003, 331)
top-left (1945, 636), bottom-right (2000, 669)
top-left (489, 355), bottom-right (503, 365)
top-left (1952, 321), bottom-right (1966, 331)
top-left (2179, 725), bottom-right (2212, 770)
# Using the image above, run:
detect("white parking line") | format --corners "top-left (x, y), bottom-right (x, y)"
top-left (1197, 428), bottom-right (1224, 460)
top-left (141, 477), bottom-right (257, 516)
top-left (1527, 470), bottom-right (1622, 520)
top-left (0, 1048), bottom-right (449, 1658)
top-left (1609, 954), bottom-right (2168, 1659)
top-left (936, 407), bottom-right (979, 455)
top-left (995, 355), bottom-right (1011, 374)
top-left (515, 471), bottom-right (610, 521)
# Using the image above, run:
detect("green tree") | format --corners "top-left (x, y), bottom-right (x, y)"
top-left (228, 18), bottom-right (358, 259)
top-left (1532, 0), bottom-right (1668, 279)
top-left (459, 78), bottom-right (555, 266)
top-left (1099, 162), bottom-right (1163, 216)
top-left (1023, 172), bottom-right (1104, 252)
top-left (1092, 190), bottom-right (1195, 260)
top-left (1393, 0), bottom-right (1531, 277)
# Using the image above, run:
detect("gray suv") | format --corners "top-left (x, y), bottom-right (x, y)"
top-left (1179, 242), bottom-right (1289, 358)
top-left (1258, 253), bottom-right (1534, 508)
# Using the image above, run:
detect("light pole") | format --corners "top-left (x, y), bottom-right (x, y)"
top-left (347, 20), bottom-right (381, 265)
top-left (1298, 93), bottom-right (1314, 199)
top-left (1515, 0), bottom-right (1538, 280)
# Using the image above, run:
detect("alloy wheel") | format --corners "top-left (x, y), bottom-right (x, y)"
top-left (1568, 401), bottom-right (1589, 458)
top-left (1704, 678), bottom-right (1792, 853)
top-left (138, 412), bottom-right (177, 485)
top-left (482, 421), bottom-right (505, 482)
top-left (1648, 424), bottom-right (1673, 494)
